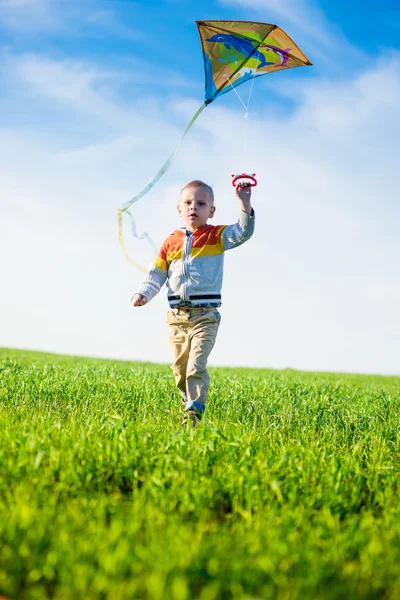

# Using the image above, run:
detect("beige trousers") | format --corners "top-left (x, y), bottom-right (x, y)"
top-left (166, 307), bottom-right (221, 414)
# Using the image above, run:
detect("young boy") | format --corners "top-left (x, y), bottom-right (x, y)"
top-left (132, 180), bottom-right (254, 424)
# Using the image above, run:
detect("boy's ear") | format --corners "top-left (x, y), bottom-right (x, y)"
top-left (176, 203), bottom-right (182, 218)
top-left (209, 206), bottom-right (216, 219)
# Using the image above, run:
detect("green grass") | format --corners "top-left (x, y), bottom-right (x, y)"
top-left (1, 348), bottom-right (400, 599)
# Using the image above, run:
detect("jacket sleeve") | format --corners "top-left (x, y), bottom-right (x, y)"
top-left (134, 241), bottom-right (169, 303)
top-left (220, 209), bottom-right (255, 251)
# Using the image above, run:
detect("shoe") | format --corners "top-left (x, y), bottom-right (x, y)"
top-left (182, 409), bottom-right (202, 427)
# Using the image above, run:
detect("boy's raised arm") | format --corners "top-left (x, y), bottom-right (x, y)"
top-left (221, 183), bottom-right (255, 251)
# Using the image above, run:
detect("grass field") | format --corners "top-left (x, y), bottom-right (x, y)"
top-left (1, 348), bottom-right (400, 599)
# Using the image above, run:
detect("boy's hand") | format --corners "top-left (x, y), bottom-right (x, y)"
top-left (235, 182), bottom-right (252, 214)
top-left (132, 293), bottom-right (148, 307)
top-left (235, 182), bottom-right (252, 201)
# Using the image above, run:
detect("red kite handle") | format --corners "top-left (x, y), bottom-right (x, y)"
top-left (231, 173), bottom-right (257, 187)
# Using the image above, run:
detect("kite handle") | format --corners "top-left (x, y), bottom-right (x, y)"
top-left (231, 173), bottom-right (257, 187)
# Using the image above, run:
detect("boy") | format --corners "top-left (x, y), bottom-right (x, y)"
top-left (132, 180), bottom-right (254, 424)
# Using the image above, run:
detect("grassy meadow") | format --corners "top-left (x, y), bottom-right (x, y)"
top-left (1, 347), bottom-right (400, 599)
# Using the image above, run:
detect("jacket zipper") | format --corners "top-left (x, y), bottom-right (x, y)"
top-left (181, 232), bottom-right (193, 301)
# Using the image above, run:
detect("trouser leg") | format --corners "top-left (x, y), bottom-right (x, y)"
top-left (167, 314), bottom-right (190, 397)
top-left (186, 311), bottom-right (220, 413)
top-left (167, 308), bottom-right (220, 414)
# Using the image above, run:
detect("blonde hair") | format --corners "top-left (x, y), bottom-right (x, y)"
top-left (181, 180), bottom-right (214, 205)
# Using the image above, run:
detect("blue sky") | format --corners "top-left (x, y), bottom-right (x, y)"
top-left (1, 0), bottom-right (400, 375)
top-left (3, 0), bottom-right (399, 129)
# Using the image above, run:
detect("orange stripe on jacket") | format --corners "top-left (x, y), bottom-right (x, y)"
top-left (156, 225), bottom-right (228, 266)
top-left (191, 225), bottom-right (226, 249)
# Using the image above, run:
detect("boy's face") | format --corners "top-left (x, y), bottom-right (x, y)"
top-left (177, 186), bottom-right (215, 231)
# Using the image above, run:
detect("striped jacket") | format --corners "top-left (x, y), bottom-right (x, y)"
top-left (136, 209), bottom-right (255, 307)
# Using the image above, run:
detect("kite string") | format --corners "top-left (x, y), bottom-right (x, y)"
top-left (228, 81), bottom-right (248, 113)
top-left (228, 70), bottom-right (256, 170)
top-left (119, 102), bottom-right (207, 214)
top-left (228, 72), bottom-right (256, 118)
top-left (117, 102), bottom-right (207, 270)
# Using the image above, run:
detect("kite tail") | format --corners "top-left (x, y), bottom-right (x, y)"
top-left (125, 208), bottom-right (158, 254)
top-left (116, 209), bottom-right (148, 273)
top-left (117, 102), bottom-right (207, 269)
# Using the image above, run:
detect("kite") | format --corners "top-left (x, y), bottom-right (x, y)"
top-left (117, 20), bottom-right (312, 270)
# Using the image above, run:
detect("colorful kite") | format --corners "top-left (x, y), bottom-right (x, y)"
top-left (117, 20), bottom-right (312, 269)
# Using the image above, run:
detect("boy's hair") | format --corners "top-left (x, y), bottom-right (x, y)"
top-left (181, 180), bottom-right (214, 205)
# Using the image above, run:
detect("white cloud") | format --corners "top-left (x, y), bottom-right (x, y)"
top-left (1, 50), bottom-right (400, 375)
top-left (11, 54), bottom-right (128, 125)
top-left (0, 0), bottom-right (64, 32)
top-left (0, 0), bottom-right (137, 39)
top-left (1, 52), bottom-right (199, 135)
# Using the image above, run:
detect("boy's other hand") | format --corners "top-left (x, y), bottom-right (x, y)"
top-left (132, 293), bottom-right (148, 307)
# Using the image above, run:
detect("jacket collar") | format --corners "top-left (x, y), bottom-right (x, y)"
top-left (179, 224), bottom-right (213, 236)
